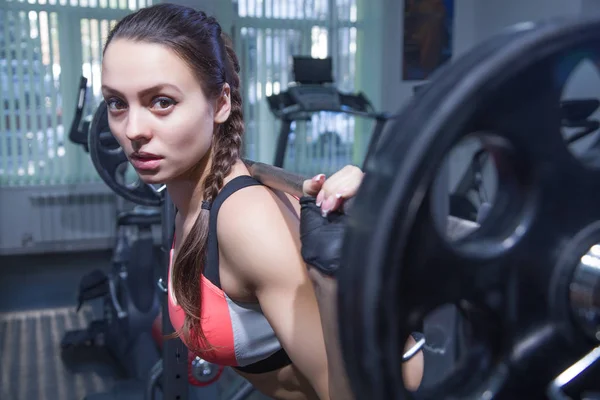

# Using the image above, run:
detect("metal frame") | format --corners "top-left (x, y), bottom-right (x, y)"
top-left (159, 193), bottom-right (190, 400)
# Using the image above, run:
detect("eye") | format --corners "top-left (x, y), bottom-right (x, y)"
top-left (105, 97), bottom-right (127, 112)
top-left (151, 97), bottom-right (176, 111)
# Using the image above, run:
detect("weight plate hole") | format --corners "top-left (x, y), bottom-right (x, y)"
top-left (115, 162), bottom-right (143, 190)
top-left (98, 129), bottom-right (121, 151)
top-left (404, 302), bottom-right (494, 395)
top-left (433, 132), bottom-right (533, 257)
top-left (559, 56), bottom-right (600, 169)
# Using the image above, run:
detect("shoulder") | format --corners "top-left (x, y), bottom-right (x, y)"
top-left (219, 179), bottom-right (280, 219)
top-left (215, 179), bottom-right (303, 290)
top-left (216, 177), bottom-right (298, 237)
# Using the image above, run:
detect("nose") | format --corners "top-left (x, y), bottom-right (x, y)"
top-left (124, 108), bottom-right (152, 142)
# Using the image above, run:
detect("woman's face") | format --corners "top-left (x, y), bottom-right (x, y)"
top-left (101, 39), bottom-right (230, 184)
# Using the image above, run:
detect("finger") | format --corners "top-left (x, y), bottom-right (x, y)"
top-left (321, 170), bottom-right (364, 200)
top-left (302, 174), bottom-right (326, 196)
top-left (321, 193), bottom-right (345, 216)
top-left (316, 189), bottom-right (325, 207)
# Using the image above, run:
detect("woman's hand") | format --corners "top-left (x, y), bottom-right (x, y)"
top-left (299, 165), bottom-right (364, 277)
top-left (302, 165), bottom-right (364, 217)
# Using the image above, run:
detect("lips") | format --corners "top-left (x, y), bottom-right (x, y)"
top-left (129, 152), bottom-right (163, 171)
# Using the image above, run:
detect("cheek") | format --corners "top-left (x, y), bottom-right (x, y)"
top-left (107, 118), bottom-right (129, 149)
top-left (165, 110), bottom-right (214, 157)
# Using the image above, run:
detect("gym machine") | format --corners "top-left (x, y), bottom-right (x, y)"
top-left (265, 56), bottom-right (390, 169)
top-left (63, 76), bottom-right (164, 388)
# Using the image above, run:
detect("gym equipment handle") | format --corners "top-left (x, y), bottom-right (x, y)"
top-left (108, 274), bottom-right (128, 319)
top-left (157, 277), bottom-right (168, 294)
top-left (402, 336), bottom-right (426, 362)
top-left (243, 159), bottom-right (355, 211)
top-left (547, 345), bottom-right (600, 400)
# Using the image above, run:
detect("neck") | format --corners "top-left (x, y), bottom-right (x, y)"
top-left (167, 153), bottom-right (212, 220)
top-left (166, 155), bottom-right (246, 220)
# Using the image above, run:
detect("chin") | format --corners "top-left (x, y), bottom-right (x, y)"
top-left (136, 170), bottom-right (168, 185)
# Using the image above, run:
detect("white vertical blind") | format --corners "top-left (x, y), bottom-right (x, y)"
top-left (0, 0), bottom-right (152, 186)
top-left (234, 0), bottom-right (363, 176)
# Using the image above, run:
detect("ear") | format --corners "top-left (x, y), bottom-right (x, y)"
top-left (214, 83), bottom-right (232, 124)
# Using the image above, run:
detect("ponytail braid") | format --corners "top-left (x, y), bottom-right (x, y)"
top-left (168, 23), bottom-right (245, 357)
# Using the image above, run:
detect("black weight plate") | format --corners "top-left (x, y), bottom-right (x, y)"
top-left (88, 102), bottom-right (163, 207)
top-left (339, 16), bottom-right (600, 400)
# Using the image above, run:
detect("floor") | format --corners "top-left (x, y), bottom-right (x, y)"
top-left (0, 250), bottom-right (118, 400)
top-left (0, 250), bottom-right (114, 314)
top-left (0, 250), bottom-right (268, 400)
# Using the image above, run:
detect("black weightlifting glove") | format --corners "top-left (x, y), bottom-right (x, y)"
top-left (299, 196), bottom-right (348, 277)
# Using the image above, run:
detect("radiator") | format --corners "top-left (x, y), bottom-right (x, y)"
top-left (0, 184), bottom-right (119, 255)
top-left (29, 191), bottom-right (117, 243)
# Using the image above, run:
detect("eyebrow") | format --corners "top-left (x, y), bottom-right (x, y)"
top-left (101, 83), bottom-right (183, 98)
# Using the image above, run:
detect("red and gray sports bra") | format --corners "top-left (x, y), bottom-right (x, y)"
top-left (168, 176), bottom-right (292, 374)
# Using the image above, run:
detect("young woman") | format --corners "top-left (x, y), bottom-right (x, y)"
top-left (101, 4), bottom-right (422, 399)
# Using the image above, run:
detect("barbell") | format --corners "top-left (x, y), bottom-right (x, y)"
top-left (337, 14), bottom-right (600, 400)
top-left (84, 13), bottom-right (600, 400)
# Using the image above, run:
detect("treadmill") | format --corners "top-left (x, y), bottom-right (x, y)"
top-left (266, 56), bottom-right (390, 168)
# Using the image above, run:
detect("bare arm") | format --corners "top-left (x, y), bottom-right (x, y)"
top-left (303, 166), bottom-right (424, 396)
top-left (307, 268), bottom-right (355, 400)
top-left (217, 185), bottom-right (331, 399)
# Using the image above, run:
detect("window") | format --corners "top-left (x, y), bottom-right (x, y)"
top-left (0, 0), bottom-right (151, 186)
top-left (234, 0), bottom-right (364, 176)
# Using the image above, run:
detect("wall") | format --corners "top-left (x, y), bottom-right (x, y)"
top-left (380, 0), bottom-right (584, 114)
top-left (0, 183), bottom-right (118, 255)
top-left (375, 0), bottom-right (600, 203)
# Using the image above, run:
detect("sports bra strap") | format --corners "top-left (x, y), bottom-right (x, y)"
top-left (204, 175), bottom-right (263, 287)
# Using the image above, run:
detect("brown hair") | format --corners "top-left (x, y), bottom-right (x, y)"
top-left (103, 3), bottom-right (244, 354)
